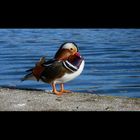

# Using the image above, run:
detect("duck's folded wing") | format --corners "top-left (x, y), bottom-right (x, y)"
top-left (22, 59), bottom-right (55, 81)
top-left (40, 60), bottom-right (68, 83)
top-left (43, 59), bottom-right (56, 66)
top-left (22, 59), bottom-right (79, 82)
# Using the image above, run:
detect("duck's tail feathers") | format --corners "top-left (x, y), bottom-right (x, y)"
top-left (26, 68), bottom-right (33, 72)
top-left (21, 73), bottom-right (36, 82)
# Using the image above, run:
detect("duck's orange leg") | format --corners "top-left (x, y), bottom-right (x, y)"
top-left (60, 83), bottom-right (71, 93)
top-left (51, 83), bottom-right (63, 95)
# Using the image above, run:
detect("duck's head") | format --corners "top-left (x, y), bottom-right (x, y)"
top-left (54, 42), bottom-right (79, 61)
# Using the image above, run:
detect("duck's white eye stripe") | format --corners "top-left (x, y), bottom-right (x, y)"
top-left (62, 43), bottom-right (75, 49)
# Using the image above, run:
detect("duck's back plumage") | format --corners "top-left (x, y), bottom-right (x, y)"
top-left (40, 60), bottom-right (72, 83)
top-left (22, 55), bottom-right (84, 84)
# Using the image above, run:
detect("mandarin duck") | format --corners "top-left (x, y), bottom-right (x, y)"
top-left (22, 42), bottom-right (85, 95)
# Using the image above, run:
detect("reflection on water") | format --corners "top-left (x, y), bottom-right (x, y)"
top-left (0, 29), bottom-right (140, 98)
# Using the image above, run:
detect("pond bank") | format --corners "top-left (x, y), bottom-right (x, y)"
top-left (0, 87), bottom-right (139, 111)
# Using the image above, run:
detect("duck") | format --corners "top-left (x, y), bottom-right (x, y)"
top-left (22, 42), bottom-right (85, 95)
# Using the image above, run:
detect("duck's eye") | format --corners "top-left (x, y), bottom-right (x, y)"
top-left (70, 48), bottom-right (73, 51)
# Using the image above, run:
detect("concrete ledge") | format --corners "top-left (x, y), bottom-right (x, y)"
top-left (0, 87), bottom-right (140, 111)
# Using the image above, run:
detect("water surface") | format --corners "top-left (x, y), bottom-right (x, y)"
top-left (0, 29), bottom-right (140, 98)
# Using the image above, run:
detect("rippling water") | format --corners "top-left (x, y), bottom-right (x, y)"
top-left (0, 29), bottom-right (140, 98)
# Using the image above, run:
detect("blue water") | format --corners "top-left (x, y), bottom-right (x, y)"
top-left (0, 29), bottom-right (140, 98)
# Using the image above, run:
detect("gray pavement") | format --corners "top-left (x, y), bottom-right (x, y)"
top-left (0, 88), bottom-right (140, 111)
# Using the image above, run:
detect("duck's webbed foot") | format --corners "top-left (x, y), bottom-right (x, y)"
top-left (60, 83), bottom-right (72, 93)
top-left (51, 83), bottom-right (63, 95)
